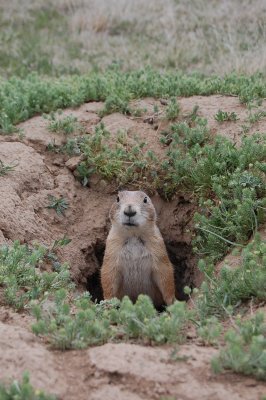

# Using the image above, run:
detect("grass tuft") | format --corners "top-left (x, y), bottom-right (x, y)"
top-left (0, 241), bottom-right (73, 310)
top-left (44, 112), bottom-right (84, 135)
top-left (195, 234), bottom-right (266, 319)
top-left (0, 69), bottom-right (265, 134)
top-left (215, 110), bottom-right (238, 122)
top-left (32, 293), bottom-right (192, 349)
top-left (0, 372), bottom-right (57, 400)
top-left (212, 312), bottom-right (266, 380)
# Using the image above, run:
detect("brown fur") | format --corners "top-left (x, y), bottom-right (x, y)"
top-left (101, 190), bottom-right (175, 307)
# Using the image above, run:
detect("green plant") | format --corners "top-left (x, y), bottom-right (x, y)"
top-left (0, 160), bottom-right (16, 176)
top-left (0, 241), bottom-right (73, 310)
top-left (46, 195), bottom-right (69, 216)
top-left (248, 110), bottom-right (266, 124)
top-left (77, 122), bottom-right (159, 187)
top-left (31, 293), bottom-right (192, 349)
top-left (0, 69), bottom-right (265, 134)
top-left (45, 112), bottom-right (83, 135)
top-left (47, 137), bottom-right (85, 156)
top-left (170, 116), bottom-right (209, 147)
top-left (215, 110), bottom-right (238, 122)
top-left (0, 372), bottom-right (56, 400)
top-left (212, 312), bottom-right (266, 380)
top-left (74, 115), bottom-right (265, 262)
top-left (185, 104), bottom-right (200, 124)
top-left (191, 134), bottom-right (266, 260)
top-left (195, 234), bottom-right (266, 319)
top-left (197, 316), bottom-right (222, 345)
top-left (165, 97), bottom-right (180, 120)
top-left (99, 94), bottom-right (130, 117)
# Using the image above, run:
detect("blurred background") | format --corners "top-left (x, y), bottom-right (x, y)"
top-left (0, 0), bottom-right (265, 77)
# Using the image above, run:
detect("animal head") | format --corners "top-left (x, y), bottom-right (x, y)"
top-left (109, 190), bottom-right (156, 234)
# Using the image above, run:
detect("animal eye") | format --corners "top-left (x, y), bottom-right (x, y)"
top-left (143, 197), bottom-right (148, 203)
top-left (117, 196), bottom-right (120, 203)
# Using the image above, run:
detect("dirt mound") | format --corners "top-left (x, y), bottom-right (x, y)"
top-left (89, 343), bottom-right (265, 400)
top-left (0, 320), bottom-right (63, 395)
top-left (0, 101), bottom-right (201, 294)
top-left (1, 314), bottom-right (265, 400)
top-left (0, 136), bottom-right (112, 284)
top-left (0, 96), bottom-right (266, 399)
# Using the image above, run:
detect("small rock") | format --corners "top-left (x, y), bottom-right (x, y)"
top-left (65, 155), bottom-right (84, 171)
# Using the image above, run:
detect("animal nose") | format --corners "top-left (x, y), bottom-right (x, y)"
top-left (124, 206), bottom-right (136, 218)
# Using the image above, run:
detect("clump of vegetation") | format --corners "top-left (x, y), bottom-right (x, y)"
top-left (0, 241), bottom-right (73, 310)
top-left (0, 160), bottom-right (16, 176)
top-left (99, 94), bottom-right (130, 117)
top-left (197, 316), bottom-right (222, 345)
top-left (44, 112), bottom-right (84, 135)
top-left (32, 293), bottom-right (192, 350)
top-left (76, 122), bottom-right (158, 187)
top-left (191, 135), bottom-right (265, 260)
top-left (0, 372), bottom-right (57, 400)
top-left (0, 69), bottom-right (265, 134)
top-left (215, 110), bottom-right (238, 122)
top-left (47, 195), bottom-right (69, 216)
top-left (168, 116), bottom-right (209, 147)
top-left (47, 137), bottom-right (85, 156)
top-left (212, 312), bottom-right (266, 380)
top-left (248, 110), bottom-right (266, 124)
top-left (76, 115), bottom-right (265, 261)
top-left (195, 234), bottom-right (266, 319)
top-left (165, 97), bottom-right (180, 120)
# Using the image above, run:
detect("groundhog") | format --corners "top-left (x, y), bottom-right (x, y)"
top-left (101, 190), bottom-right (176, 307)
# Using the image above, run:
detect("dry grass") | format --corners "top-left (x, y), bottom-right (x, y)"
top-left (61, 0), bottom-right (266, 75)
top-left (0, 0), bottom-right (265, 76)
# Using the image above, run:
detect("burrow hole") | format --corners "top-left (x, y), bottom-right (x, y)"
top-left (86, 239), bottom-right (198, 303)
top-left (86, 195), bottom-right (199, 305)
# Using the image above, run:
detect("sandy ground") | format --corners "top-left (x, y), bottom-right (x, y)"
top-left (0, 96), bottom-right (265, 399)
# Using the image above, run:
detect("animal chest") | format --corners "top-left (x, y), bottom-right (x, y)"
top-left (118, 236), bottom-right (157, 302)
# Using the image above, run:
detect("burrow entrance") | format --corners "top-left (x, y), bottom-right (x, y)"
top-left (86, 194), bottom-right (200, 304)
top-left (86, 240), bottom-right (198, 303)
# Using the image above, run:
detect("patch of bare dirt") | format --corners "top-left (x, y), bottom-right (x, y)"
top-left (0, 97), bottom-right (266, 399)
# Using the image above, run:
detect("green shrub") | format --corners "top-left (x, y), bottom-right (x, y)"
top-left (44, 112), bottom-right (84, 135)
top-left (191, 135), bottom-right (266, 260)
top-left (197, 316), bottom-right (222, 345)
top-left (0, 160), bottom-right (16, 176)
top-left (99, 94), bottom-right (130, 116)
top-left (212, 312), bottom-right (266, 380)
top-left (46, 195), bottom-right (69, 216)
top-left (0, 69), bottom-right (265, 134)
top-left (165, 97), bottom-right (180, 120)
top-left (31, 292), bottom-right (192, 349)
top-left (196, 234), bottom-right (266, 319)
top-left (0, 372), bottom-right (56, 400)
top-left (75, 114), bottom-right (265, 261)
top-left (77, 122), bottom-right (158, 187)
top-left (0, 241), bottom-right (73, 310)
top-left (248, 110), bottom-right (266, 124)
top-left (215, 110), bottom-right (238, 122)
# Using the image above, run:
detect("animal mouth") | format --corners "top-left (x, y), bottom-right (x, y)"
top-left (123, 222), bottom-right (137, 227)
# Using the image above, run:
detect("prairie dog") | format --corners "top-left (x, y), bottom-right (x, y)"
top-left (101, 190), bottom-right (176, 307)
